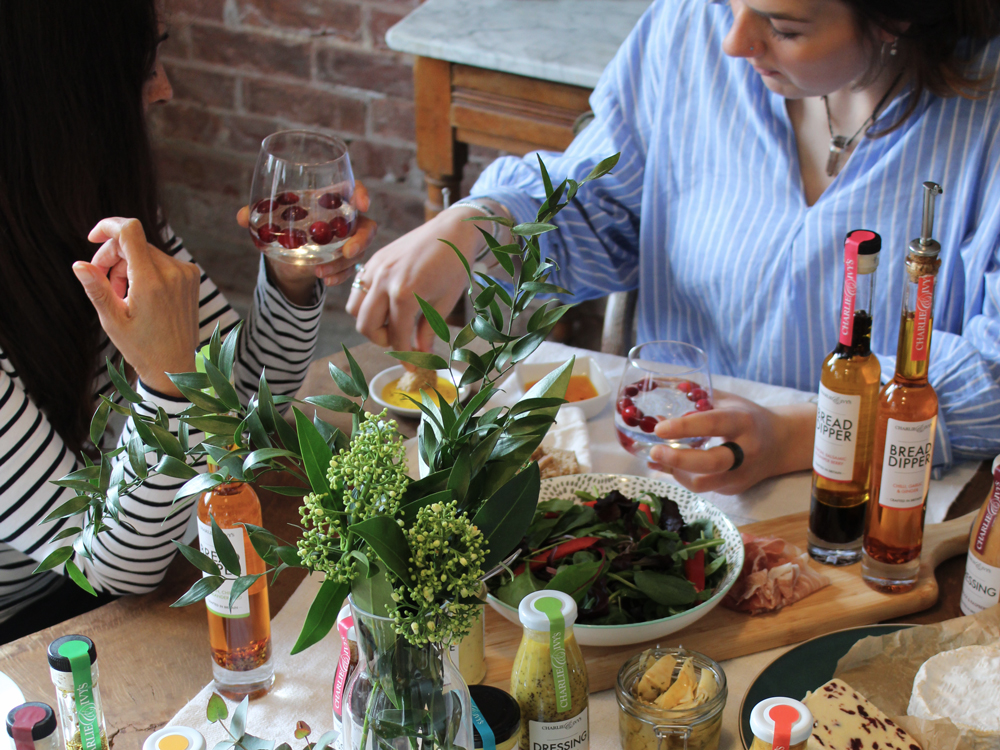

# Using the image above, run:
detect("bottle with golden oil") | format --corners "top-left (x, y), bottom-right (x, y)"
top-left (862, 182), bottom-right (943, 593)
top-left (198, 481), bottom-right (274, 699)
top-left (808, 230), bottom-right (882, 566)
top-left (960, 455), bottom-right (1000, 615)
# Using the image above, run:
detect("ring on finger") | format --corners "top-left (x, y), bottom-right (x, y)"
top-left (721, 441), bottom-right (744, 471)
top-left (351, 278), bottom-right (370, 293)
top-left (354, 263), bottom-right (365, 274)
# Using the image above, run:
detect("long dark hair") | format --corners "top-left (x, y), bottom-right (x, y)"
top-left (0, 0), bottom-right (164, 452)
top-left (847, 0), bottom-right (1000, 128)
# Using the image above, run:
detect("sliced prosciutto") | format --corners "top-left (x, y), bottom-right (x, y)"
top-left (722, 534), bottom-right (831, 615)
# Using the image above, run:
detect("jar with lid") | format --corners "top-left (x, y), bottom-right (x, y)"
top-left (616, 648), bottom-right (727, 750)
top-left (510, 591), bottom-right (589, 750)
top-left (748, 698), bottom-right (813, 750)
top-left (47, 635), bottom-right (107, 750)
top-left (6, 703), bottom-right (58, 750)
top-left (449, 589), bottom-right (487, 685)
top-left (470, 685), bottom-right (521, 750)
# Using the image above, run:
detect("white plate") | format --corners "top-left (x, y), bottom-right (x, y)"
top-left (0, 670), bottom-right (24, 738)
top-left (369, 365), bottom-right (469, 419)
top-left (486, 473), bottom-right (744, 647)
top-left (512, 357), bottom-right (611, 420)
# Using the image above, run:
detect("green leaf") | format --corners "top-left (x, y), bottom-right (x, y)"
top-left (204, 359), bottom-right (241, 412)
top-left (219, 322), bottom-right (243, 380)
top-left (496, 567), bottom-right (542, 608)
top-left (440, 238), bottom-right (473, 287)
top-left (328, 362), bottom-right (362, 398)
top-left (509, 397), bottom-right (566, 416)
top-left (229, 574), bottom-right (262, 612)
top-left (174, 384), bottom-right (230, 413)
top-left (65, 560), bottom-right (96, 596)
top-left (51, 526), bottom-right (83, 542)
top-left (291, 578), bottom-right (349, 654)
top-left (388, 351), bottom-right (449, 370)
top-left (633, 570), bottom-right (698, 606)
top-left (242, 448), bottom-right (298, 472)
top-left (147, 423), bottom-right (185, 461)
top-left (453, 323), bottom-right (476, 349)
top-left (211, 518), bottom-right (242, 576)
top-left (342, 345), bottom-right (369, 401)
top-left (447, 450), bottom-right (472, 501)
top-left (313, 731), bottom-right (339, 750)
top-left (172, 575), bottom-right (224, 607)
top-left (32, 546), bottom-right (73, 574)
top-left (471, 315), bottom-right (512, 343)
top-left (304, 395), bottom-right (360, 414)
top-left (209, 325), bottom-right (222, 368)
top-left (175, 472), bottom-right (224, 500)
top-left (294, 408), bottom-right (337, 504)
top-left (207, 692), bottom-right (229, 723)
top-left (89, 399), bottom-right (111, 447)
top-left (106, 358), bottom-right (142, 403)
top-left (538, 153), bottom-right (554, 196)
top-left (42, 495), bottom-right (91, 524)
top-left (582, 152), bottom-right (621, 182)
top-left (182, 416), bottom-right (242, 437)
top-left (173, 541), bottom-right (221, 576)
top-left (401, 489), bottom-right (452, 526)
top-left (472, 462), bottom-right (540, 569)
top-left (126, 434), bottom-right (149, 479)
top-left (154, 456), bottom-right (199, 480)
top-left (511, 222), bottom-right (557, 237)
top-left (99, 394), bottom-right (132, 417)
top-left (169, 372), bottom-right (213, 391)
top-left (261, 485), bottom-right (307, 497)
top-left (348, 516), bottom-right (414, 587)
top-left (511, 331), bottom-right (548, 363)
top-left (521, 281), bottom-right (570, 295)
top-left (415, 295), bottom-right (450, 344)
top-left (545, 559), bottom-right (604, 603)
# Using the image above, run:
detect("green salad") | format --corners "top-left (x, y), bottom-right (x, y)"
top-left (488, 489), bottom-right (729, 625)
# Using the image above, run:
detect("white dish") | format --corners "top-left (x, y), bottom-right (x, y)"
top-left (486, 473), bottom-right (744, 647)
top-left (512, 357), bottom-right (612, 420)
top-left (369, 365), bottom-right (469, 419)
top-left (0, 670), bottom-right (24, 739)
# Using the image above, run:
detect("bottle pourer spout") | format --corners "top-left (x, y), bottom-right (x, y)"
top-left (911, 181), bottom-right (943, 257)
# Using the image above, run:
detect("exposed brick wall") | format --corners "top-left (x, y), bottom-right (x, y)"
top-left (149, 0), bottom-right (496, 318)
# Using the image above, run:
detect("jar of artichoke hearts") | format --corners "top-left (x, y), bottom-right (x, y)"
top-left (616, 648), bottom-right (727, 750)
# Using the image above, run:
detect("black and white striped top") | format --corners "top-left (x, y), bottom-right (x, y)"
top-left (0, 228), bottom-right (324, 623)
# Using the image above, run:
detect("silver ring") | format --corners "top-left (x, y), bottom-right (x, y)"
top-left (354, 263), bottom-right (365, 274)
top-left (351, 279), bottom-right (369, 293)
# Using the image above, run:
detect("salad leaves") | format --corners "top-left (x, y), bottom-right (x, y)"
top-left (489, 489), bottom-right (728, 625)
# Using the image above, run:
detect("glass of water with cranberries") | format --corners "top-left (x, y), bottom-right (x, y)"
top-left (248, 130), bottom-right (356, 265)
top-left (615, 340), bottom-right (714, 458)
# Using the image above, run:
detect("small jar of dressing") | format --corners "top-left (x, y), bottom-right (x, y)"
top-left (510, 591), bottom-right (589, 750)
top-left (470, 685), bottom-right (521, 750)
top-left (749, 698), bottom-right (813, 750)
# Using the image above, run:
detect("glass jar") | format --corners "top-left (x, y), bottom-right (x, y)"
top-left (470, 685), bottom-right (521, 750)
top-left (510, 591), bottom-right (589, 750)
top-left (47, 635), bottom-right (107, 750)
top-left (748, 698), bottom-right (812, 750)
top-left (342, 596), bottom-right (473, 750)
top-left (616, 648), bottom-right (727, 750)
top-left (6, 703), bottom-right (59, 750)
top-left (449, 596), bottom-right (486, 685)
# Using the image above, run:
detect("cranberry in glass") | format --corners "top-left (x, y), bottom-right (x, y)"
top-left (624, 385), bottom-right (639, 398)
top-left (688, 388), bottom-right (708, 402)
top-left (617, 396), bottom-right (633, 413)
top-left (256, 223), bottom-right (281, 243)
top-left (281, 206), bottom-right (309, 222)
top-left (639, 416), bottom-right (658, 433)
top-left (329, 216), bottom-right (351, 239)
top-left (621, 404), bottom-right (641, 427)
top-left (616, 429), bottom-right (635, 450)
top-left (309, 221), bottom-right (333, 245)
top-left (278, 229), bottom-right (307, 249)
top-left (676, 380), bottom-right (694, 393)
top-left (275, 192), bottom-right (300, 205)
top-left (695, 398), bottom-right (713, 411)
top-left (254, 199), bottom-right (276, 214)
top-left (318, 192), bottom-right (343, 209)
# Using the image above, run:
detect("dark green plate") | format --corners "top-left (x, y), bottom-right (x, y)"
top-left (738, 624), bottom-right (913, 748)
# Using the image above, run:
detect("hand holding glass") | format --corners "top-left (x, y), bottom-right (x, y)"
top-left (248, 130), bottom-right (356, 265)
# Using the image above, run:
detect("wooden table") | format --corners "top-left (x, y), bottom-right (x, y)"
top-left (385, 0), bottom-right (652, 218)
top-left (0, 342), bottom-right (991, 749)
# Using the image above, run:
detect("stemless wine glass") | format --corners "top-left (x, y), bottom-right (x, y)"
top-left (248, 130), bottom-right (356, 265)
top-left (614, 340), bottom-right (714, 458)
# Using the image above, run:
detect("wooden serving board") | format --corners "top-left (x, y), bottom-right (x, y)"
top-left (480, 510), bottom-right (976, 694)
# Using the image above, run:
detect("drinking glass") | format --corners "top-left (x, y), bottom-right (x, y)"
top-left (248, 130), bottom-right (356, 265)
top-left (614, 340), bottom-right (714, 459)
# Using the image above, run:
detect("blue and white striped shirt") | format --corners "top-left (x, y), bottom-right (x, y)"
top-left (470, 0), bottom-right (1000, 465)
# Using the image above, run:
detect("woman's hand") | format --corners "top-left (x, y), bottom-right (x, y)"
top-left (73, 217), bottom-right (201, 397)
top-left (236, 181), bottom-right (377, 305)
top-left (346, 206), bottom-right (489, 351)
top-left (649, 391), bottom-right (816, 495)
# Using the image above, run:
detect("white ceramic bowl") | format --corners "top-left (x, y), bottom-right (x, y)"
top-left (369, 365), bottom-right (468, 419)
top-left (486, 473), bottom-right (744, 647)
top-left (512, 357), bottom-right (611, 420)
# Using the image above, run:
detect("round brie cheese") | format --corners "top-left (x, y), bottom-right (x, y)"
top-left (907, 644), bottom-right (1000, 733)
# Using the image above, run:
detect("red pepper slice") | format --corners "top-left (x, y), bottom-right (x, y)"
top-left (684, 549), bottom-right (706, 592)
top-left (638, 503), bottom-right (655, 525)
top-left (526, 536), bottom-right (601, 572)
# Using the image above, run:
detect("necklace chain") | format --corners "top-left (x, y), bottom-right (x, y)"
top-left (823, 73), bottom-right (904, 177)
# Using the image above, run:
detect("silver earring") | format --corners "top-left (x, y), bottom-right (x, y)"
top-left (749, 45), bottom-right (754, 52)
top-left (890, 39), bottom-right (898, 56)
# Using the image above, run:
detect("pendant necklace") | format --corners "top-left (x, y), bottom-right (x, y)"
top-left (823, 73), bottom-right (903, 177)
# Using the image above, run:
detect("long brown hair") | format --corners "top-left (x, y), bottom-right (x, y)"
top-left (0, 0), bottom-right (165, 452)
top-left (847, 0), bottom-right (1000, 128)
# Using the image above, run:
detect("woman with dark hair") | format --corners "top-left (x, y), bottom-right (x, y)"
top-left (0, 1), bottom-right (370, 640)
top-left (345, 0), bottom-right (1000, 495)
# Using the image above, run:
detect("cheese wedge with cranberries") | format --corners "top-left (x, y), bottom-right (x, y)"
top-left (803, 679), bottom-right (922, 750)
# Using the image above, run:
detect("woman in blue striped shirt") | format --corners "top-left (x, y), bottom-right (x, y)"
top-left (348, 0), bottom-right (1000, 495)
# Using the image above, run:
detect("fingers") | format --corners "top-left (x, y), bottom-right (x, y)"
top-left (236, 205), bottom-right (250, 228)
top-left (387, 294), bottom-right (421, 353)
top-left (88, 218), bottom-right (153, 273)
top-left (72, 261), bottom-right (127, 325)
top-left (654, 407), bottom-right (751, 441)
top-left (416, 317), bottom-right (437, 354)
top-left (649, 443), bottom-right (739, 475)
top-left (352, 180), bottom-right (371, 212)
top-left (341, 216), bottom-right (377, 261)
top-left (355, 277), bottom-right (392, 345)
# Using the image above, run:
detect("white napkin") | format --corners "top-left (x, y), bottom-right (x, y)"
top-left (168, 574), bottom-right (338, 744)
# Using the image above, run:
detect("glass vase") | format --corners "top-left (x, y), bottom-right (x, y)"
top-left (342, 597), bottom-right (474, 750)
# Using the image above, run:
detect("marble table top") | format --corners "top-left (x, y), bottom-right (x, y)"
top-left (385, 0), bottom-right (653, 88)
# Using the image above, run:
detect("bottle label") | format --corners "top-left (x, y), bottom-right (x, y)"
top-left (198, 520), bottom-right (250, 618)
top-left (877, 417), bottom-right (936, 509)
top-left (838, 239), bottom-right (859, 347)
top-left (973, 470), bottom-right (1000, 555)
top-left (528, 708), bottom-right (589, 750)
top-left (58, 640), bottom-right (102, 750)
top-left (534, 597), bottom-right (570, 713)
top-left (812, 384), bottom-right (861, 481)
top-left (333, 616), bottom-right (354, 717)
top-left (912, 275), bottom-right (935, 362)
top-left (960, 555), bottom-right (1000, 615)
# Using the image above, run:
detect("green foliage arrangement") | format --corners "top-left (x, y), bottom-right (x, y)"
top-left (37, 153), bottom-right (620, 654)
